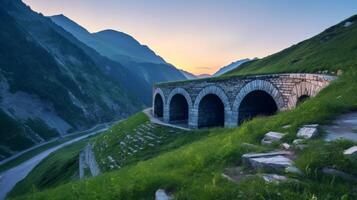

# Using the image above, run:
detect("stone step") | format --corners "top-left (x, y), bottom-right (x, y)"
top-left (248, 155), bottom-right (293, 171)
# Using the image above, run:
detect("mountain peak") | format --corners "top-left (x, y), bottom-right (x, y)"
top-left (50, 14), bottom-right (90, 35)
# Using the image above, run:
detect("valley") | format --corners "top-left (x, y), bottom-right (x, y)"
top-left (0, 1), bottom-right (357, 200)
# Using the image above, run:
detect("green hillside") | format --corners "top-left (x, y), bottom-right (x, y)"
top-left (9, 14), bottom-right (357, 200)
top-left (226, 15), bottom-right (357, 76)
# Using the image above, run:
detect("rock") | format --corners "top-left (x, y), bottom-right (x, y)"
top-left (285, 166), bottom-right (303, 176)
top-left (261, 174), bottom-right (287, 183)
top-left (292, 139), bottom-right (305, 145)
top-left (248, 155), bottom-right (293, 171)
top-left (242, 151), bottom-right (292, 165)
top-left (261, 131), bottom-right (285, 145)
top-left (343, 146), bottom-right (357, 155)
top-left (297, 125), bottom-right (318, 139)
top-left (221, 167), bottom-right (252, 183)
top-left (155, 189), bottom-right (173, 200)
top-left (322, 167), bottom-right (357, 182)
top-left (282, 125), bottom-right (291, 129)
top-left (337, 69), bottom-right (343, 76)
top-left (281, 143), bottom-right (291, 150)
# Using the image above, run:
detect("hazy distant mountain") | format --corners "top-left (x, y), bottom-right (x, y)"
top-left (50, 14), bottom-right (186, 94)
top-left (213, 58), bottom-right (252, 76)
top-left (180, 69), bottom-right (197, 79)
top-left (51, 15), bottom-right (166, 64)
top-left (197, 74), bottom-right (211, 79)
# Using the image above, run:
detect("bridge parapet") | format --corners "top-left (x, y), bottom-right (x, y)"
top-left (153, 73), bottom-right (335, 129)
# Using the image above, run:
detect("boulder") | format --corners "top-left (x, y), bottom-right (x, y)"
top-left (343, 146), bottom-right (357, 156)
top-left (155, 189), bottom-right (173, 200)
top-left (297, 125), bottom-right (319, 139)
top-left (261, 131), bottom-right (285, 145)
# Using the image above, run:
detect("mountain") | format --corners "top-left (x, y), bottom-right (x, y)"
top-left (50, 14), bottom-right (186, 97)
top-left (51, 15), bottom-right (166, 64)
top-left (0, 0), bottom-right (150, 160)
top-left (227, 15), bottom-right (357, 76)
top-left (213, 58), bottom-right (251, 76)
top-left (197, 74), bottom-right (211, 78)
top-left (179, 69), bottom-right (197, 79)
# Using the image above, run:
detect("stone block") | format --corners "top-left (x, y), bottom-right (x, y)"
top-left (261, 131), bottom-right (286, 145)
top-left (297, 125), bottom-right (318, 139)
top-left (344, 146), bottom-right (357, 155)
top-left (249, 155), bottom-right (293, 171)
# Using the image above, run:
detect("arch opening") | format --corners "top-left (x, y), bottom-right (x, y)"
top-left (169, 94), bottom-right (189, 124)
top-left (238, 90), bottom-right (278, 125)
top-left (198, 94), bottom-right (224, 128)
top-left (296, 95), bottom-right (310, 106)
top-left (154, 94), bottom-right (164, 118)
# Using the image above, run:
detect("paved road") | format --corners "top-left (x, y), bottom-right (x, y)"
top-left (143, 108), bottom-right (191, 131)
top-left (0, 127), bottom-right (108, 200)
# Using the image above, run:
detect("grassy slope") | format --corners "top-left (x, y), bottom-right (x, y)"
top-left (11, 15), bottom-right (357, 200)
top-left (9, 113), bottom-right (212, 198)
top-left (226, 15), bottom-right (357, 76)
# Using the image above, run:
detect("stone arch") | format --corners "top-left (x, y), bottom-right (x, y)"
top-left (287, 82), bottom-right (322, 108)
top-left (167, 88), bottom-right (192, 124)
top-left (191, 86), bottom-right (231, 128)
top-left (232, 80), bottom-right (285, 125)
top-left (153, 88), bottom-right (165, 118)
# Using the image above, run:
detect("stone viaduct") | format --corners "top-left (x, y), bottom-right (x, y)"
top-left (152, 73), bottom-right (335, 129)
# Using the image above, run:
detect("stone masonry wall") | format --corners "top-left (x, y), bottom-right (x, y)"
top-left (153, 73), bottom-right (335, 128)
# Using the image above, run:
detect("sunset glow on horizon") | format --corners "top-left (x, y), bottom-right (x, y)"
top-left (23, 0), bottom-right (357, 75)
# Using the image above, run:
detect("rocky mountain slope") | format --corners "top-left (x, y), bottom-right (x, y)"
top-left (0, 0), bottom-right (163, 160)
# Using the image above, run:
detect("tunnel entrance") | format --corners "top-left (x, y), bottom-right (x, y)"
top-left (296, 95), bottom-right (310, 106)
top-left (198, 94), bottom-right (224, 128)
top-left (238, 90), bottom-right (278, 125)
top-left (154, 94), bottom-right (164, 118)
top-left (169, 94), bottom-right (188, 124)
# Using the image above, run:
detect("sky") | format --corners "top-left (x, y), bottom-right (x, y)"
top-left (23, 0), bottom-right (357, 75)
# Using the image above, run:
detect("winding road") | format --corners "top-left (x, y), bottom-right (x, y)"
top-left (0, 126), bottom-right (108, 200)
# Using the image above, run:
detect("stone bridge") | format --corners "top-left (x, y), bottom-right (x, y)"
top-left (152, 73), bottom-right (335, 129)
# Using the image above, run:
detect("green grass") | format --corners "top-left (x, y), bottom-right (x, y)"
top-left (93, 113), bottom-right (211, 172)
top-left (9, 13), bottom-right (357, 200)
top-left (8, 113), bottom-right (213, 198)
